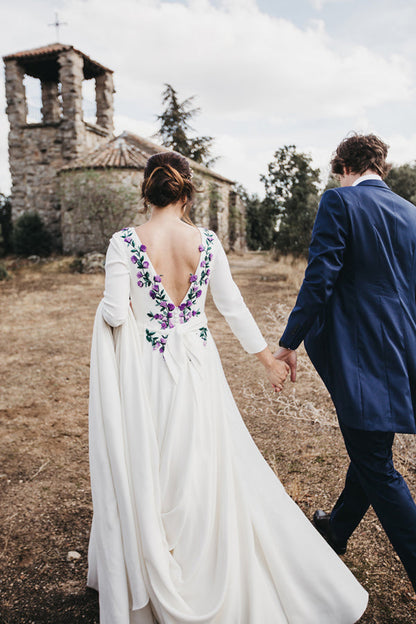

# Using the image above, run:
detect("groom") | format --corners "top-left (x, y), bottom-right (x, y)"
top-left (276, 133), bottom-right (416, 592)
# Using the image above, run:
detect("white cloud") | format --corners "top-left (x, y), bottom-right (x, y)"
top-left (308, 0), bottom-right (350, 11)
top-left (60, 0), bottom-right (412, 120)
top-left (386, 133), bottom-right (416, 166)
top-left (113, 115), bottom-right (158, 140)
top-left (0, 0), bottom-right (415, 195)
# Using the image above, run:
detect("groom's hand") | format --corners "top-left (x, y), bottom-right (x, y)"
top-left (274, 347), bottom-right (297, 382)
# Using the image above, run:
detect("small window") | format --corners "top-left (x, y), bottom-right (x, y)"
top-left (82, 78), bottom-right (96, 124)
top-left (23, 75), bottom-right (42, 124)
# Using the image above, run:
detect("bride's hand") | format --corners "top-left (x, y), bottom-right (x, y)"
top-left (265, 358), bottom-right (290, 392)
top-left (255, 346), bottom-right (290, 392)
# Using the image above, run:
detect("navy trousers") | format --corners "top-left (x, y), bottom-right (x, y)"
top-left (330, 422), bottom-right (416, 592)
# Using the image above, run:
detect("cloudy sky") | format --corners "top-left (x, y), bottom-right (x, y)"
top-left (1, 0), bottom-right (416, 196)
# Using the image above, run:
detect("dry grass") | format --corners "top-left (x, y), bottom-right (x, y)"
top-left (0, 252), bottom-right (415, 623)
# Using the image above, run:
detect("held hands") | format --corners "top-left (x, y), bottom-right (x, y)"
top-left (266, 358), bottom-right (290, 393)
top-left (274, 347), bottom-right (297, 382)
top-left (256, 346), bottom-right (290, 393)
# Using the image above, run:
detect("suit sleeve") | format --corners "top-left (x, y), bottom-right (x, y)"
top-left (102, 234), bottom-right (131, 327)
top-left (209, 234), bottom-right (267, 354)
top-left (279, 189), bottom-right (349, 350)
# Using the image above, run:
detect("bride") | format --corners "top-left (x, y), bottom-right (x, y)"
top-left (87, 151), bottom-right (368, 624)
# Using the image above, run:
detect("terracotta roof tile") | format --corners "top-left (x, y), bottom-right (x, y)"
top-left (121, 131), bottom-right (233, 183)
top-left (3, 43), bottom-right (71, 60)
top-left (59, 135), bottom-right (149, 171)
top-left (60, 131), bottom-right (233, 184)
top-left (3, 43), bottom-right (113, 75)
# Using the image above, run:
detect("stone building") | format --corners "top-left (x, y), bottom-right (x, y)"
top-left (3, 43), bottom-right (246, 253)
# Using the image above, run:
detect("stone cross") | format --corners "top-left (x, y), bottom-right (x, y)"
top-left (48, 12), bottom-right (68, 41)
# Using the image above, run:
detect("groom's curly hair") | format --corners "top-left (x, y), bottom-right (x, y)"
top-left (331, 133), bottom-right (391, 178)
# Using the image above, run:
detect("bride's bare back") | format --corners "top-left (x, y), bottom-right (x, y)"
top-left (135, 220), bottom-right (202, 307)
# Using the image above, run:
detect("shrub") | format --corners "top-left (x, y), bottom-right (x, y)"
top-left (12, 212), bottom-right (52, 257)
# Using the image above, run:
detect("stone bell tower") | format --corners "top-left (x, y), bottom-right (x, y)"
top-left (3, 43), bottom-right (115, 245)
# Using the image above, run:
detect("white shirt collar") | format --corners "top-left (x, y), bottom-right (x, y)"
top-left (352, 174), bottom-right (382, 186)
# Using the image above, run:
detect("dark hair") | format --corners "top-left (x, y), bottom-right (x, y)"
top-left (331, 133), bottom-right (391, 178)
top-left (141, 151), bottom-right (196, 224)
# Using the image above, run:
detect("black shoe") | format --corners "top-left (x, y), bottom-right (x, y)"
top-left (313, 509), bottom-right (347, 555)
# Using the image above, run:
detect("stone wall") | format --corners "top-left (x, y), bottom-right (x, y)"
top-left (191, 173), bottom-right (232, 250)
top-left (4, 48), bottom-right (115, 249)
top-left (4, 60), bottom-right (28, 226)
top-left (3, 45), bottom-right (247, 254)
top-left (59, 169), bottom-right (145, 254)
top-left (228, 190), bottom-right (246, 252)
top-left (59, 166), bottom-right (238, 255)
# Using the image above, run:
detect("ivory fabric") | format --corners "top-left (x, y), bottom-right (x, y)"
top-left (87, 227), bottom-right (368, 624)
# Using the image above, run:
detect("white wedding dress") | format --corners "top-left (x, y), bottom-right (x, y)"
top-left (87, 226), bottom-right (368, 624)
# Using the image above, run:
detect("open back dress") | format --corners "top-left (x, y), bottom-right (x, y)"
top-left (87, 226), bottom-right (368, 624)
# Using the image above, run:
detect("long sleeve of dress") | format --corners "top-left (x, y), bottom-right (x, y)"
top-left (102, 234), bottom-right (130, 328)
top-left (209, 234), bottom-right (267, 354)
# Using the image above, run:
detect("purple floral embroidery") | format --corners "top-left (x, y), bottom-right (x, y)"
top-left (147, 279), bottom-right (177, 331)
top-left (178, 285), bottom-right (202, 323)
top-left (199, 230), bottom-right (214, 286)
top-left (121, 228), bottom-right (152, 287)
top-left (121, 226), bottom-right (215, 352)
top-left (171, 229), bottom-right (214, 323)
top-left (146, 329), bottom-right (168, 353)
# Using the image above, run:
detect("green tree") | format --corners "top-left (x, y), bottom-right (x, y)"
top-left (155, 84), bottom-right (217, 167)
top-left (324, 173), bottom-right (340, 191)
top-left (261, 145), bottom-right (320, 257)
top-left (385, 163), bottom-right (416, 204)
top-left (237, 185), bottom-right (275, 250)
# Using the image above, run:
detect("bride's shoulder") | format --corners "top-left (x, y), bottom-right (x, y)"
top-left (105, 227), bottom-right (135, 258)
top-left (109, 226), bottom-right (134, 243)
top-left (116, 225), bottom-right (134, 236)
top-left (200, 229), bottom-right (221, 253)
top-left (200, 227), bottom-right (217, 242)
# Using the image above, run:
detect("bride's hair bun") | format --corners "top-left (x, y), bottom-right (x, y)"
top-left (142, 152), bottom-right (196, 210)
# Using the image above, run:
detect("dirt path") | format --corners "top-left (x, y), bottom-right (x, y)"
top-left (0, 253), bottom-right (415, 623)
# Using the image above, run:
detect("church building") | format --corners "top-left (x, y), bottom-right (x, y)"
top-left (3, 43), bottom-right (246, 254)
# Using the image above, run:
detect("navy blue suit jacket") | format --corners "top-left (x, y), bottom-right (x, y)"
top-left (280, 180), bottom-right (416, 433)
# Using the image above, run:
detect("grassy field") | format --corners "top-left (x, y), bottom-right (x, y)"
top-left (1, 251), bottom-right (415, 623)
